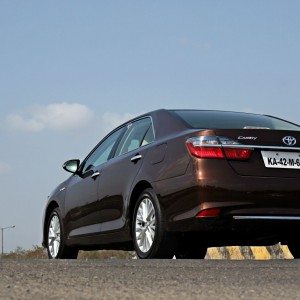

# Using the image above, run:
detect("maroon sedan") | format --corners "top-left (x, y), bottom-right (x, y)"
top-left (43, 109), bottom-right (300, 259)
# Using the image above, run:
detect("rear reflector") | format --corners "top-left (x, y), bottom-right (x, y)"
top-left (186, 136), bottom-right (253, 161)
top-left (223, 148), bottom-right (252, 160)
top-left (196, 208), bottom-right (221, 218)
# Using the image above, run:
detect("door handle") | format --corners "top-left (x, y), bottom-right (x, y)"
top-left (131, 154), bottom-right (142, 163)
top-left (91, 171), bottom-right (100, 180)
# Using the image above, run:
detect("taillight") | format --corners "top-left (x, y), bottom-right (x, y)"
top-left (223, 148), bottom-right (252, 160)
top-left (186, 136), bottom-right (253, 161)
top-left (196, 208), bottom-right (221, 218)
top-left (186, 143), bottom-right (225, 158)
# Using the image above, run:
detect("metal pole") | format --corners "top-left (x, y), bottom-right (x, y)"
top-left (1, 228), bottom-right (3, 257)
top-left (0, 226), bottom-right (15, 257)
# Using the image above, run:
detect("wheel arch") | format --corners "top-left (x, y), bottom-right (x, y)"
top-left (128, 180), bottom-right (153, 229)
top-left (42, 200), bottom-right (59, 247)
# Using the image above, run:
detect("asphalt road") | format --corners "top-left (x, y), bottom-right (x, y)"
top-left (1, 259), bottom-right (300, 299)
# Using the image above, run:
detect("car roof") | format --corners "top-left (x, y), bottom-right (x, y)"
top-left (111, 109), bottom-right (271, 138)
top-left (105, 108), bottom-right (299, 141)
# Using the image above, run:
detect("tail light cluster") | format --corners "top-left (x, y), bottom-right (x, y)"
top-left (186, 136), bottom-right (253, 161)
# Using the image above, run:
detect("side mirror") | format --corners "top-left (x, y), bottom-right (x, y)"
top-left (63, 159), bottom-right (80, 174)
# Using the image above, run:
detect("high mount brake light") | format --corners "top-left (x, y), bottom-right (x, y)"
top-left (186, 136), bottom-right (253, 160)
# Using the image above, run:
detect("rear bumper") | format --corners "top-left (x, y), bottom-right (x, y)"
top-left (156, 173), bottom-right (300, 222)
top-left (167, 215), bottom-right (300, 246)
top-left (154, 159), bottom-right (300, 244)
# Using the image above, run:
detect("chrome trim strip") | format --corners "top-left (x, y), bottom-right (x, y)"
top-left (198, 144), bottom-right (300, 151)
top-left (222, 144), bottom-right (300, 151)
top-left (233, 216), bottom-right (300, 221)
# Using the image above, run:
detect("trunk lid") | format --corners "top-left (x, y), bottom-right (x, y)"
top-left (213, 129), bottom-right (300, 178)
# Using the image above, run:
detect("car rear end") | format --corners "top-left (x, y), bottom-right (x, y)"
top-left (170, 110), bottom-right (300, 246)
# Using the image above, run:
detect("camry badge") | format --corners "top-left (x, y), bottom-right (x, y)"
top-left (282, 136), bottom-right (297, 146)
top-left (238, 136), bottom-right (257, 141)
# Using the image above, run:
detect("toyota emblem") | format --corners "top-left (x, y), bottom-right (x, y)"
top-left (282, 136), bottom-right (297, 146)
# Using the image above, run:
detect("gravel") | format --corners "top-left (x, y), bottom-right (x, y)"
top-left (1, 259), bottom-right (300, 299)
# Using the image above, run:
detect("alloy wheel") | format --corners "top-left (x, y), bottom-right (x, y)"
top-left (48, 214), bottom-right (61, 258)
top-left (135, 197), bottom-right (156, 253)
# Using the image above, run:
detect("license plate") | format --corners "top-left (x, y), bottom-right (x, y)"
top-left (261, 151), bottom-right (300, 169)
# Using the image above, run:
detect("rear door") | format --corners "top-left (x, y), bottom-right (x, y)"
top-left (96, 117), bottom-right (155, 233)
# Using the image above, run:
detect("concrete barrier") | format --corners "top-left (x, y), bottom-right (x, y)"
top-left (205, 244), bottom-right (293, 259)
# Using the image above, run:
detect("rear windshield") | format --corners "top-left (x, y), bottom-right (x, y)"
top-left (173, 110), bottom-right (300, 131)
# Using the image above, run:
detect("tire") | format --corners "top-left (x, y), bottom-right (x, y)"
top-left (46, 208), bottom-right (78, 259)
top-left (287, 242), bottom-right (300, 259)
top-left (175, 235), bottom-right (207, 259)
top-left (132, 188), bottom-right (176, 259)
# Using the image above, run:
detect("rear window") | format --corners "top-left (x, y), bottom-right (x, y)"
top-left (173, 110), bottom-right (300, 131)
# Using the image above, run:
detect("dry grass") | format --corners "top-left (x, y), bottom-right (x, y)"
top-left (2, 245), bottom-right (135, 260)
top-left (2, 245), bottom-right (47, 259)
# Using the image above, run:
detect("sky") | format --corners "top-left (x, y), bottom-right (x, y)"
top-left (1, 0), bottom-right (300, 252)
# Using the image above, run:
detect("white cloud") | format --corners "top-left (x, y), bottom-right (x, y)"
top-left (5, 103), bottom-right (144, 137)
top-left (5, 103), bottom-right (94, 132)
top-left (5, 114), bottom-right (45, 132)
top-left (0, 162), bottom-right (11, 175)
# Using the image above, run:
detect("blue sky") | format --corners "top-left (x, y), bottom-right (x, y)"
top-left (1, 1), bottom-right (300, 251)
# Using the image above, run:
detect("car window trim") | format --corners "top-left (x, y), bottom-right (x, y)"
top-left (116, 122), bottom-right (150, 155)
top-left (140, 125), bottom-right (152, 147)
top-left (107, 126), bottom-right (128, 160)
top-left (78, 126), bottom-right (127, 175)
top-left (111, 116), bottom-right (155, 159)
top-left (79, 116), bottom-right (155, 174)
top-left (115, 124), bottom-right (136, 156)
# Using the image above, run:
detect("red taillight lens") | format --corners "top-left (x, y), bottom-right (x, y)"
top-left (223, 148), bottom-right (252, 160)
top-left (186, 136), bottom-right (253, 161)
top-left (186, 143), bottom-right (224, 159)
top-left (196, 208), bottom-right (221, 218)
